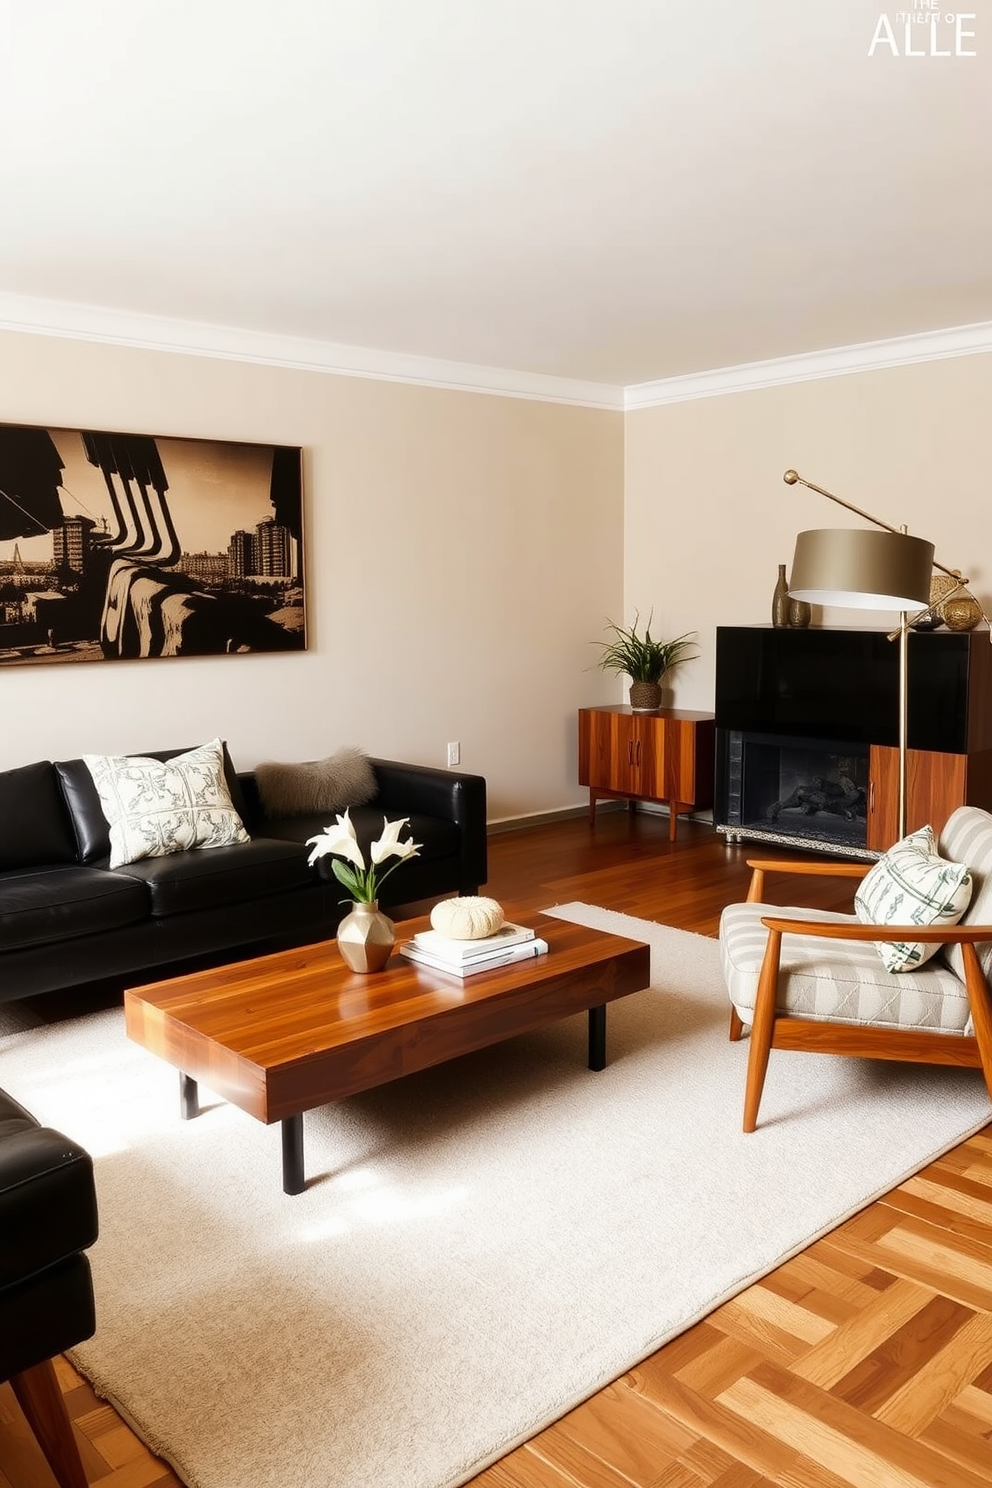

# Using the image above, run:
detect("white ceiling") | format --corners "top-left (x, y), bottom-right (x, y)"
top-left (1, 0), bottom-right (990, 394)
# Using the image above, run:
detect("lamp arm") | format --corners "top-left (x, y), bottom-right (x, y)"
top-left (783, 469), bottom-right (904, 536)
top-left (783, 469), bottom-right (966, 585)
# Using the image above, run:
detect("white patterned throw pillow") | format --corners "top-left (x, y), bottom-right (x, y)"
top-left (84, 739), bottom-right (250, 869)
top-left (854, 824), bottom-right (972, 973)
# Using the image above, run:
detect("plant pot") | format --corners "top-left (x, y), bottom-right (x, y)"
top-left (337, 900), bottom-right (395, 973)
top-left (628, 680), bottom-right (662, 711)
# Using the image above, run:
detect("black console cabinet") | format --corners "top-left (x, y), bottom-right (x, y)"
top-left (714, 626), bottom-right (992, 855)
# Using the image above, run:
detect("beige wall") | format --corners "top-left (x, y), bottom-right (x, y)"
top-left (625, 352), bottom-right (992, 715)
top-left (0, 331), bottom-right (625, 820)
top-left (7, 333), bottom-right (986, 822)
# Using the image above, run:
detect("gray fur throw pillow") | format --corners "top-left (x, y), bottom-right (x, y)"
top-left (255, 747), bottom-right (377, 818)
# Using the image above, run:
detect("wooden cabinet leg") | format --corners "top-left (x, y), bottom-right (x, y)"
top-left (588, 790), bottom-right (597, 827)
top-left (9, 1358), bottom-right (89, 1488)
top-left (669, 804), bottom-right (690, 841)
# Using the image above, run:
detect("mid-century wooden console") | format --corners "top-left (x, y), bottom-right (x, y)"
top-left (577, 706), bottom-right (715, 840)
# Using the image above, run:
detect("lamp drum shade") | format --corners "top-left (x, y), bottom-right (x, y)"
top-left (789, 528), bottom-right (934, 611)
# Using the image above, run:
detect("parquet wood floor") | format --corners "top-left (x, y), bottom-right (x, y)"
top-left (2, 810), bottom-right (990, 1487)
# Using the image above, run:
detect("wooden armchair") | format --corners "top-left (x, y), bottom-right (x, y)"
top-left (719, 808), bottom-right (992, 1133)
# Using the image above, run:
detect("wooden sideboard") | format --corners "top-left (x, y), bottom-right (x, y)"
top-left (577, 706), bottom-right (716, 840)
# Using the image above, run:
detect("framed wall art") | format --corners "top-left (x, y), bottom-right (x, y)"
top-left (0, 423), bottom-right (305, 667)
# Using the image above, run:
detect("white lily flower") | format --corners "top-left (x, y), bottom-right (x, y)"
top-left (306, 809), bottom-right (366, 870)
top-left (370, 815), bottom-right (422, 865)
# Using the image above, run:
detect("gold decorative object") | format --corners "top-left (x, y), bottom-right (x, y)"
top-left (943, 594), bottom-right (983, 631)
top-left (929, 570), bottom-right (962, 621)
top-left (771, 564), bottom-right (790, 628)
top-left (788, 596), bottom-right (812, 628)
top-left (336, 900), bottom-right (396, 973)
top-left (928, 569), bottom-right (982, 631)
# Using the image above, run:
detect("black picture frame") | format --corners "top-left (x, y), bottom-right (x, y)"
top-left (0, 423), bottom-right (305, 666)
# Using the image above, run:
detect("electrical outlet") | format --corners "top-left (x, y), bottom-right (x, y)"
top-left (446, 741), bottom-right (460, 767)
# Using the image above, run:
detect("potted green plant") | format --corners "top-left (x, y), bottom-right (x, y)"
top-left (594, 613), bottom-right (697, 711)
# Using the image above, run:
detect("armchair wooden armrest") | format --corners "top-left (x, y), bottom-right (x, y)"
top-left (745, 857), bottom-right (870, 904)
top-left (759, 918), bottom-right (992, 944)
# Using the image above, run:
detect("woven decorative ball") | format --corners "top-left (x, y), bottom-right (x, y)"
top-left (430, 896), bottom-right (504, 940)
top-left (942, 595), bottom-right (983, 632)
top-left (930, 571), bottom-right (964, 624)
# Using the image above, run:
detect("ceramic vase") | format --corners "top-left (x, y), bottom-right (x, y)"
top-left (788, 596), bottom-right (812, 628)
top-left (771, 564), bottom-right (790, 628)
top-left (337, 900), bottom-right (395, 973)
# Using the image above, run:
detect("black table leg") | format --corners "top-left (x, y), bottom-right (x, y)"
top-left (588, 1005), bottom-right (606, 1070)
top-left (179, 1072), bottom-right (199, 1120)
top-left (281, 1115), bottom-right (305, 1195)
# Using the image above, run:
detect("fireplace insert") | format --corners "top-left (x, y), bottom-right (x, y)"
top-left (720, 730), bottom-right (870, 852)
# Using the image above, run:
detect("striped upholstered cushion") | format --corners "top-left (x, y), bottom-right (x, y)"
top-left (719, 901), bottom-right (973, 1034)
top-left (939, 806), bottom-right (992, 982)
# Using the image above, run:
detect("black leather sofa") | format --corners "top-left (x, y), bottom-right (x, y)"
top-left (0, 746), bottom-right (487, 1005)
top-left (0, 1085), bottom-right (98, 1488)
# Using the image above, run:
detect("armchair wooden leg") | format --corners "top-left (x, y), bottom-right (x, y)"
top-left (729, 1006), bottom-right (744, 1042)
top-left (743, 928), bottom-right (782, 1134)
top-left (961, 944), bottom-right (992, 1103)
top-left (9, 1357), bottom-right (89, 1488)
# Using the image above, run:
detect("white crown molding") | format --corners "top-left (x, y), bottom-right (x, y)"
top-left (623, 321), bottom-right (992, 410)
top-left (0, 292), bottom-right (624, 411)
top-left (3, 292), bottom-right (990, 413)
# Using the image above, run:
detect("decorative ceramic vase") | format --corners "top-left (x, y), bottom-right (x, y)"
top-left (771, 564), bottom-right (790, 628)
top-left (628, 680), bottom-right (662, 711)
top-left (911, 608), bottom-right (942, 631)
top-left (788, 596), bottom-right (812, 629)
top-left (336, 900), bottom-right (395, 973)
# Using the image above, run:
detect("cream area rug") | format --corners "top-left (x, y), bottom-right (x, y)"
top-left (2, 903), bottom-right (990, 1488)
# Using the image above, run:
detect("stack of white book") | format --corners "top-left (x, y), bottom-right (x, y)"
top-left (399, 920), bottom-right (549, 977)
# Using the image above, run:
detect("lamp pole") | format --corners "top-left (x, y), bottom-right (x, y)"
top-left (897, 608), bottom-right (909, 840)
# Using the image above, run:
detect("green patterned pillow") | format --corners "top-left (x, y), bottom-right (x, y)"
top-left (854, 825), bottom-right (972, 973)
top-left (84, 738), bottom-right (250, 869)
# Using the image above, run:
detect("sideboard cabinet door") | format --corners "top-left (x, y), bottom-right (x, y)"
top-left (579, 709), bottom-right (643, 795)
top-left (867, 746), bottom-right (969, 850)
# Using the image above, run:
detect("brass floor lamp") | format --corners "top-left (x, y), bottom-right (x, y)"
top-left (783, 470), bottom-right (937, 843)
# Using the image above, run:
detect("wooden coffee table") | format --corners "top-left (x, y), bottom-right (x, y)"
top-left (123, 907), bottom-right (651, 1194)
